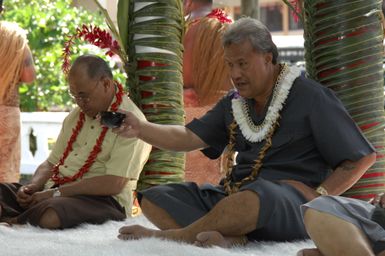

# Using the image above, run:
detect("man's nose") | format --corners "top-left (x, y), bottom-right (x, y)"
top-left (230, 67), bottom-right (242, 81)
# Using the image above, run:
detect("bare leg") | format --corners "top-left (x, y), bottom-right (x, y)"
top-left (38, 208), bottom-right (61, 229)
top-left (303, 208), bottom-right (375, 256)
top-left (141, 197), bottom-right (181, 230)
top-left (119, 190), bottom-right (259, 247)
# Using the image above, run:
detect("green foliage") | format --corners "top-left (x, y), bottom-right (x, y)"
top-left (2, 0), bottom-right (126, 111)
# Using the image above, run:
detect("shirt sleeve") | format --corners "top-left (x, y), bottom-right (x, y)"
top-left (186, 95), bottom-right (231, 159)
top-left (309, 88), bottom-right (375, 168)
top-left (104, 99), bottom-right (151, 179)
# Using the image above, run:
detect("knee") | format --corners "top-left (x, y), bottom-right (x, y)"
top-left (236, 190), bottom-right (260, 209)
top-left (38, 208), bottom-right (61, 229)
top-left (303, 208), bottom-right (327, 234)
top-left (238, 190), bottom-right (260, 200)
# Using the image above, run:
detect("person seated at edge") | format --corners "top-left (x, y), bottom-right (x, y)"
top-left (113, 17), bottom-right (376, 247)
top-left (0, 20), bottom-right (36, 183)
top-left (0, 54), bottom-right (151, 229)
top-left (298, 192), bottom-right (385, 256)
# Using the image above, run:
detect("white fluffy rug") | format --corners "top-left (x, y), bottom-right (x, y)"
top-left (0, 215), bottom-right (314, 256)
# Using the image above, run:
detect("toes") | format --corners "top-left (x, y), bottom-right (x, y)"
top-left (117, 224), bottom-right (155, 240)
top-left (193, 240), bottom-right (204, 247)
top-left (297, 248), bottom-right (322, 256)
top-left (195, 231), bottom-right (225, 247)
top-left (196, 232), bottom-right (210, 243)
top-left (118, 233), bottom-right (138, 241)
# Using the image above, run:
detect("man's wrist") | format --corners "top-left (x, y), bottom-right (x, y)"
top-left (315, 185), bottom-right (328, 196)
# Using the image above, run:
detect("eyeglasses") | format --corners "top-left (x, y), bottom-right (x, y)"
top-left (68, 81), bottom-right (100, 103)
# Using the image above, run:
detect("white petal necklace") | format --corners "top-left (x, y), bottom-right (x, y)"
top-left (231, 64), bottom-right (301, 143)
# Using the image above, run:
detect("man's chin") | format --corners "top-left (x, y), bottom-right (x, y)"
top-left (82, 109), bottom-right (97, 118)
top-left (236, 90), bottom-right (250, 99)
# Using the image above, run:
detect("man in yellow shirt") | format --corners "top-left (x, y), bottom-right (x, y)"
top-left (0, 55), bottom-right (151, 229)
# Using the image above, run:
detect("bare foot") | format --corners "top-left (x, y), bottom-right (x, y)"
top-left (118, 225), bottom-right (157, 240)
top-left (194, 231), bottom-right (248, 248)
top-left (118, 224), bottom-right (197, 244)
top-left (194, 231), bottom-right (230, 247)
top-left (297, 248), bottom-right (323, 256)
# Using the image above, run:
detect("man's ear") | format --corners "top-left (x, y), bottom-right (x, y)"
top-left (264, 52), bottom-right (273, 65)
top-left (100, 76), bottom-right (112, 91)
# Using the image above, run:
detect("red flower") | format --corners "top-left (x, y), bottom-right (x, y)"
top-left (289, 0), bottom-right (302, 23)
top-left (62, 24), bottom-right (120, 74)
top-left (206, 8), bottom-right (232, 24)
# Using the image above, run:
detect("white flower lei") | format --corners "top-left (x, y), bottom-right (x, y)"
top-left (231, 64), bottom-right (301, 143)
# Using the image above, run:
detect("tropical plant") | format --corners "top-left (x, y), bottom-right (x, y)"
top-left (1, 0), bottom-right (124, 111)
top-left (284, 0), bottom-right (385, 199)
top-left (94, 0), bottom-right (185, 190)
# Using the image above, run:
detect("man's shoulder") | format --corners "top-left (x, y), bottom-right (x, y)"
top-left (293, 75), bottom-right (334, 97)
top-left (294, 75), bottom-right (326, 91)
top-left (121, 95), bottom-right (147, 120)
top-left (62, 107), bottom-right (81, 124)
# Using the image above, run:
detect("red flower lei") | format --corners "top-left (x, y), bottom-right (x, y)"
top-left (62, 24), bottom-right (120, 75)
top-left (206, 8), bottom-right (232, 24)
top-left (288, 0), bottom-right (302, 23)
top-left (51, 82), bottom-right (125, 185)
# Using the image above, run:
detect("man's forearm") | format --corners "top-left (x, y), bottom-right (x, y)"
top-left (138, 122), bottom-right (206, 152)
top-left (29, 160), bottom-right (54, 190)
top-left (320, 152), bottom-right (376, 195)
top-left (56, 175), bottom-right (128, 197)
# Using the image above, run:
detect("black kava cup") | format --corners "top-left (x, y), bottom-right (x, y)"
top-left (100, 111), bottom-right (126, 128)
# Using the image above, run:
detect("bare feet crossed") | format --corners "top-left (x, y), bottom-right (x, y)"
top-left (118, 225), bottom-right (246, 248)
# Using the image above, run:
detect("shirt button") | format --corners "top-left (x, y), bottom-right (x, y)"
top-left (91, 125), bottom-right (94, 129)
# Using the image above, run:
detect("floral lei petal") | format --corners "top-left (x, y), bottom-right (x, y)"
top-left (231, 64), bottom-right (301, 143)
top-left (206, 8), bottom-right (233, 24)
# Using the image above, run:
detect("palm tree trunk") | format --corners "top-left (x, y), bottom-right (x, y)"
top-left (117, 0), bottom-right (186, 190)
top-left (288, 0), bottom-right (385, 199)
top-left (241, 0), bottom-right (260, 19)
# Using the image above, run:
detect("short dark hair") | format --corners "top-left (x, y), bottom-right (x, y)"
top-left (70, 54), bottom-right (113, 80)
top-left (222, 17), bottom-right (278, 64)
